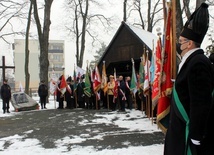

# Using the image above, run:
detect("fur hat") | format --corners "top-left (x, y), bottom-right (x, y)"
top-left (180, 3), bottom-right (209, 44)
top-left (66, 76), bottom-right (72, 82)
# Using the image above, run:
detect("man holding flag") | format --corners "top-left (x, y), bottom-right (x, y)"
top-left (164, 3), bottom-right (214, 155)
top-left (56, 75), bottom-right (67, 109)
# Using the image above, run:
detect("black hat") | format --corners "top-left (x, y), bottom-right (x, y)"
top-left (81, 74), bottom-right (85, 79)
top-left (66, 76), bottom-right (72, 82)
top-left (59, 75), bottom-right (62, 80)
top-left (180, 3), bottom-right (209, 44)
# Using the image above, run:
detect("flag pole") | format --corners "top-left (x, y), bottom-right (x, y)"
top-left (146, 49), bottom-right (151, 118)
top-left (172, 0), bottom-right (177, 79)
top-left (163, 0), bottom-right (167, 27)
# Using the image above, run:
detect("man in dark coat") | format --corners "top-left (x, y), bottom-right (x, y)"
top-left (65, 76), bottom-right (75, 109)
top-left (56, 75), bottom-right (64, 109)
top-left (164, 3), bottom-right (214, 155)
top-left (125, 76), bottom-right (132, 110)
top-left (76, 75), bottom-right (85, 108)
top-left (38, 80), bottom-right (48, 109)
top-left (1, 79), bottom-right (11, 113)
top-left (118, 75), bottom-right (126, 112)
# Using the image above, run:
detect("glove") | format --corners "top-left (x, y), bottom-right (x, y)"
top-left (191, 139), bottom-right (200, 145)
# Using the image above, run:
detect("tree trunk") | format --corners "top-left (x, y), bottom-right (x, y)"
top-left (79, 0), bottom-right (88, 68)
top-left (32, 0), bottom-right (53, 88)
top-left (176, 0), bottom-right (183, 40)
top-left (196, 0), bottom-right (206, 8)
top-left (25, 1), bottom-right (33, 95)
top-left (123, 0), bottom-right (127, 22)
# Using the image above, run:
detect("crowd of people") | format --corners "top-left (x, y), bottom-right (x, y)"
top-left (51, 74), bottom-right (148, 114)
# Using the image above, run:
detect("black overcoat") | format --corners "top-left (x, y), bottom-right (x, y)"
top-left (164, 49), bottom-right (214, 155)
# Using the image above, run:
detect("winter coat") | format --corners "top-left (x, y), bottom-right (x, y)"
top-left (164, 49), bottom-right (214, 155)
top-left (38, 84), bottom-right (48, 97)
top-left (1, 83), bottom-right (11, 100)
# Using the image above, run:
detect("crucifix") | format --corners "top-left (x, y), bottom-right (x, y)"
top-left (0, 56), bottom-right (15, 82)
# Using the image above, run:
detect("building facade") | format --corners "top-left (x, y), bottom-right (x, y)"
top-left (14, 39), bottom-right (64, 91)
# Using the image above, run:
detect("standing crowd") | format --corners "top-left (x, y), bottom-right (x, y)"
top-left (52, 74), bottom-right (148, 113)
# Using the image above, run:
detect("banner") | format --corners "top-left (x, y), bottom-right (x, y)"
top-left (143, 50), bottom-right (151, 94)
top-left (49, 70), bottom-right (58, 95)
top-left (84, 66), bottom-right (91, 97)
top-left (60, 74), bottom-right (67, 95)
top-left (76, 66), bottom-right (86, 78)
top-left (157, 7), bottom-right (173, 134)
top-left (113, 68), bottom-right (118, 103)
top-left (101, 61), bottom-right (108, 95)
top-left (93, 65), bottom-right (101, 100)
top-left (152, 38), bottom-right (162, 109)
top-left (130, 58), bottom-right (137, 95)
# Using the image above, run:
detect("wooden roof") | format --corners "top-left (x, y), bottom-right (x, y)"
top-left (98, 21), bottom-right (157, 77)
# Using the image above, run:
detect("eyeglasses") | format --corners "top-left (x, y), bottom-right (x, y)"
top-left (178, 39), bottom-right (189, 44)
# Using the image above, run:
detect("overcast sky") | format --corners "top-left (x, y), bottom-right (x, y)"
top-left (0, 0), bottom-right (213, 77)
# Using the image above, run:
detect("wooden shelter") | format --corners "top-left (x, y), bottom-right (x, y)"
top-left (97, 21), bottom-right (157, 77)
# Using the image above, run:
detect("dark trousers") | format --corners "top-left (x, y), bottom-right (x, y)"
top-left (2, 99), bottom-right (10, 112)
top-left (126, 93), bottom-right (133, 110)
top-left (108, 95), bottom-right (115, 110)
top-left (40, 96), bottom-right (47, 109)
top-left (119, 95), bottom-right (126, 111)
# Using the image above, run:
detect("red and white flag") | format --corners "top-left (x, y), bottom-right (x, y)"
top-left (60, 74), bottom-right (67, 95)
top-left (93, 65), bottom-right (101, 93)
top-left (49, 70), bottom-right (58, 95)
top-left (113, 68), bottom-right (118, 103)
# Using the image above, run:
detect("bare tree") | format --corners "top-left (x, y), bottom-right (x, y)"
top-left (24, 1), bottom-right (33, 95)
top-left (65, 0), bottom-right (112, 68)
top-left (131, 0), bottom-right (163, 32)
top-left (32, 0), bottom-right (53, 86)
top-left (0, 0), bottom-right (28, 44)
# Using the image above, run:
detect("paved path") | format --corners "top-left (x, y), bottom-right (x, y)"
top-left (0, 108), bottom-right (165, 151)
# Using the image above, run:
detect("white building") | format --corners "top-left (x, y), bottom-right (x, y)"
top-left (14, 39), bottom-right (64, 92)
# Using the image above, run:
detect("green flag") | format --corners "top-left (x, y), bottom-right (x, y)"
top-left (73, 68), bottom-right (77, 91)
top-left (130, 58), bottom-right (137, 94)
top-left (84, 67), bottom-right (91, 97)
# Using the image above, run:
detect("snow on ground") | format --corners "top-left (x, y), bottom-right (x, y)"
top-left (0, 95), bottom-right (164, 155)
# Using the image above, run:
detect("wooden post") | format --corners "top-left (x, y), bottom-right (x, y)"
top-left (107, 94), bottom-right (109, 110)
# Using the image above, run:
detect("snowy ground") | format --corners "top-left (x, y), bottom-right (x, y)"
top-left (0, 95), bottom-right (164, 155)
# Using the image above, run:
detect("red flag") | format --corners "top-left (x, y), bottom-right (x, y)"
top-left (93, 65), bottom-right (101, 99)
top-left (60, 74), bottom-right (67, 95)
top-left (152, 39), bottom-right (162, 109)
top-left (113, 68), bottom-right (118, 103)
top-left (157, 7), bottom-right (173, 133)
